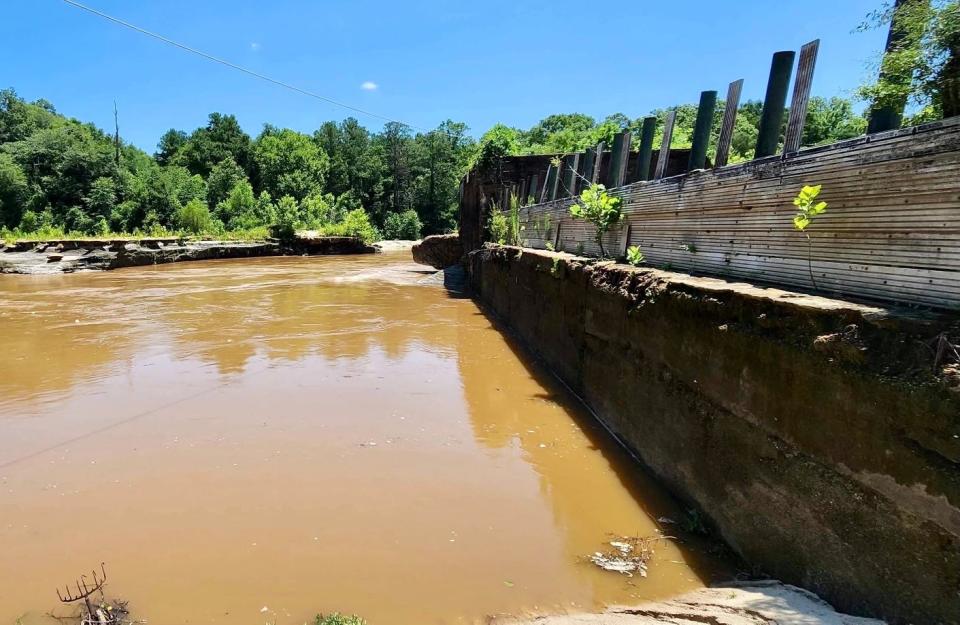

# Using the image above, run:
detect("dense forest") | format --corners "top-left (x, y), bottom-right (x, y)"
top-left (0, 89), bottom-right (873, 242)
top-left (0, 89), bottom-right (475, 241)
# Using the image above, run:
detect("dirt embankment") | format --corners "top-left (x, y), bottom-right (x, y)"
top-left (468, 244), bottom-right (960, 625)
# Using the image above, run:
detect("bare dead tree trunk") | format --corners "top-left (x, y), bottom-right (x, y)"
top-left (113, 101), bottom-right (121, 169)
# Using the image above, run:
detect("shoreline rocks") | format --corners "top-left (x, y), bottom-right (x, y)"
top-left (0, 236), bottom-right (376, 274)
top-left (412, 233), bottom-right (463, 269)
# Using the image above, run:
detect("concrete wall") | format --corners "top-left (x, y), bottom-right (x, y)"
top-left (467, 245), bottom-right (960, 625)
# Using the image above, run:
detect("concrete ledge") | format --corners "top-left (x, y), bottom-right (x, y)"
top-left (493, 581), bottom-right (884, 625)
top-left (467, 244), bottom-right (960, 625)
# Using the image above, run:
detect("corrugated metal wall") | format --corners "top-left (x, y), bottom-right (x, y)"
top-left (516, 117), bottom-right (960, 310)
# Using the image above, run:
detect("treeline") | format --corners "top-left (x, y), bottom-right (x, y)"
top-left (0, 89), bottom-right (475, 241)
top-left (0, 89), bottom-right (923, 243)
top-left (474, 96), bottom-right (870, 169)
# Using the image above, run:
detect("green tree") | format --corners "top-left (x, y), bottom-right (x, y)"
top-left (411, 120), bottom-right (475, 234)
top-left (377, 122), bottom-right (414, 217)
top-left (301, 192), bottom-right (336, 228)
top-left (254, 190), bottom-right (276, 226)
top-left (17, 209), bottom-right (43, 232)
top-left (155, 129), bottom-right (188, 166)
top-left (206, 157), bottom-right (247, 208)
top-left (125, 165), bottom-right (205, 230)
top-left (383, 209), bottom-right (422, 240)
top-left (474, 124), bottom-right (522, 180)
top-left (177, 198), bottom-right (212, 234)
top-left (271, 194), bottom-right (299, 240)
top-left (216, 179), bottom-right (257, 230)
top-left (525, 113), bottom-right (596, 151)
top-left (0, 89), bottom-right (59, 144)
top-left (64, 206), bottom-right (96, 234)
top-left (803, 97), bottom-right (868, 146)
top-left (83, 176), bottom-right (117, 223)
top-left (174, 113), bottom-right (252, 178)
top-left (859, 0), bottom-right (960, 122)
top-left (254, 127), bottom-right (329, 201)
top-left (0, 152), bottom-right (29, 228)
top-left (2, 122), bottom-right (115, 223)
top-left (326, 208), bottom-right (379, 244)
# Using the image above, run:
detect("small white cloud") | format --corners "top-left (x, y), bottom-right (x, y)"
top-left (361, 81), bottom-right (378, 91)
top-left (250, 42), bottom-right (261, 52)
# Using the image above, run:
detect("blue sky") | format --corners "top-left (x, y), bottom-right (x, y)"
top-left (3, 0), bottom-right (888, 151)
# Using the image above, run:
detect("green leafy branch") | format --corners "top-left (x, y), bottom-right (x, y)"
top-left (569, 183), bottom-right (623, 258)
top-left (792, 184), bottom-right (828, 290)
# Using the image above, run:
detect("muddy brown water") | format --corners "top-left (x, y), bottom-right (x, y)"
top-left (0, 253), bottom-right (731, 625)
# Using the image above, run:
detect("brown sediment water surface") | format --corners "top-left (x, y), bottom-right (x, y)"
top-left (0, 253), bottom-right (730, 625)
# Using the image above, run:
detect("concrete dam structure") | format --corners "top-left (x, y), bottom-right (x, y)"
top-left (463, 244), bottom-right (959, 625)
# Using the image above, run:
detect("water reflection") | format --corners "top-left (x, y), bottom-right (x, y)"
top-left (0, 253), bottom-right (728, 625)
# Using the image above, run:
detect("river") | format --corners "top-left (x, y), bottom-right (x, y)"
top-left (0, 252), bottom-right (729, 624)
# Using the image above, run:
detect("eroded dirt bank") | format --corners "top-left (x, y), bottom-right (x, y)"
top-left (466, 245), bottom-right (960, 625)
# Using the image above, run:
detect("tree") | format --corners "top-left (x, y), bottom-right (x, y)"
top-left (383, 209), bottom-right (422, 240)
top-left (174, 113), bottom-right (252, 178)
top-left (253, 127), bottom-right (328, 201)
top-left (315, 121), bottom-right (349, 196)
top-left (474, 124), bottom-right (522, 180)
top-left (859, 1), bottom-right (960, 123)
top-left (155, 129), bottom-right (187, 166)
top-left (2, 122), bottom-right (115, 223)
top-left (206, 157), bottom-right (247, 208)
top-left (255, 190), bottom-right (276, 226)
top-left (271, 194), bottom-right (299, 240)
top-left (84, 176), bottom-right (117, 223)
top-left (341, 118), bottom-right (385, 207)
top-left (525, 113), bottom-right (596, 150)
top-left (216, 179), bottom-right (257, 230)
top-left (411, 120), bottom-right (474, 234)
top-left (177, 198), bottom-right (212, 234)
top-left (301, 192), bottom-right (336, 228)
top-left (377, 122), bottom-right (414, 217)
top-left (802, 97), bottom-right (868, 146)
top-left (0, 152), bottom-right (29, 228)
top-left (0, 89), bottom-right (59, 144)
top-left (125, 165), bottom-right (205, 230)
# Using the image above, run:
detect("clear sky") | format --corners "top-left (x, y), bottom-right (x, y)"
top-left (3, 0), bottom-right (888, 152)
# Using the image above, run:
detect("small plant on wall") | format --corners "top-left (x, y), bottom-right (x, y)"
top-left (569, 183), bottom-right (623, 258)
top-left (626, 245), bottom-right (645, 266)
top-left (486, 194), bottom-right (523, 246)
top-left (792, 184), bottom-right (829, 290)
top-left (487, 202), bottom-right (508, 244)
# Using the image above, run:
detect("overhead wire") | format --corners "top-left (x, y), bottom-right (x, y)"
top-left (59, 0), bottom-right (436, 133)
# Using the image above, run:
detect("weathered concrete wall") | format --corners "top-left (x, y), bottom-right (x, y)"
top-left (467, 245), bottom-right (960, 625)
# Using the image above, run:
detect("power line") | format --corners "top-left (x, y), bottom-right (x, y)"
top-left (59, 0), bottom-right (426, 131)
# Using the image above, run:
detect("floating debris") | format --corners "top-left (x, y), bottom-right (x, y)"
top-left (587, 535), bottom-right (669, 578)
